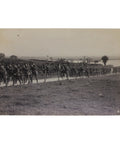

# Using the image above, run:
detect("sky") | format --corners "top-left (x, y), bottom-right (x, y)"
top-left (0, 29), bottom-right (120, 58)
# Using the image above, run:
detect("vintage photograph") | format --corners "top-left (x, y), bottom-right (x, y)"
top-left (0, 29), bottom-right (120, 115)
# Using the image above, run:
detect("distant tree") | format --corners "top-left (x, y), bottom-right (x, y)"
top-left (10, 55), bottom-right (18, 60)
top-left (101, 56), bottom-right (109, 66)
top-left (0, 53), bottom-right (5, 60)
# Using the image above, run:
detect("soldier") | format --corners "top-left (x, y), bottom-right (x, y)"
top-left (30, 63), bottom-right (38, 83)
top-left (0, 63), bottom-right (8, 86)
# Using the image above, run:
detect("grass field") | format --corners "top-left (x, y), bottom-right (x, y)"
top-left (0, 74), bottom-right (120, 115)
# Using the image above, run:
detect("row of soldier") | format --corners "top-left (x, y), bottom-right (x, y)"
top-left (0, 62), bottom-right (39, 86)
top-left (0, 60), bottom-right (120, 86)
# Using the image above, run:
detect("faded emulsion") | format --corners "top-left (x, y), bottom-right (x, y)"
top-left (0, 29), bottom-right (120, 115)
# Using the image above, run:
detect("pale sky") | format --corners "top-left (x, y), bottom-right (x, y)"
top-left (0, 29), bottom-right (120, 57)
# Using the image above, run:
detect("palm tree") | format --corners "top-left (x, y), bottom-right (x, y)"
top-left (101, 56), bottom-right (109, 66)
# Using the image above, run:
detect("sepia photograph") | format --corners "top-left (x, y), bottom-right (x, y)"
top-left (0, 29), bottom-right (120, 115)
top-left (1, 1), bottom-right (120, 144)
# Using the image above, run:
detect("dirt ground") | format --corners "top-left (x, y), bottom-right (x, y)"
top-left (0, 74), bottom-right (120, 115)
